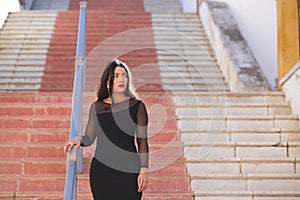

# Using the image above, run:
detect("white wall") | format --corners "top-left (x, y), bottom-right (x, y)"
top-left (281, 61), bottom-right (300, 119)
top-left (179, 0), bottom-right (197, 13)
top-left (0, 0), bottom-right (20, 28)
top-left (211, 0), bottom-right (278, 90)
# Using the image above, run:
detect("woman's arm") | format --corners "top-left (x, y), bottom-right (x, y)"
top-left (64, 102), bottom-right (98, 154)
top-left (136, 101), bottom-right (149, 192)
top-left (136, 101), bottom-right (149, 168)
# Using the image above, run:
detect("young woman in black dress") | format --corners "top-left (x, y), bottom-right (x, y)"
top-left (64, 59), bottom-right (149, 199)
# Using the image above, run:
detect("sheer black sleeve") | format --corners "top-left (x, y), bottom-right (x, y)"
top-left (81, 102), bottom-right (97, 147)
top-left (136, 101), bottom-right (149, 168)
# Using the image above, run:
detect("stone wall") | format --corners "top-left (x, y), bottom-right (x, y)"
top-left (281, 61), bottom-right (300, 119)
top-left (199, 1), bottom-right (270, 92)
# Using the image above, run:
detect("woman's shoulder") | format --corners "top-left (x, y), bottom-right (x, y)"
top-left (130, 97), bottom-right (145, 105)
top-left (130, 98), bottom-right (147, 111)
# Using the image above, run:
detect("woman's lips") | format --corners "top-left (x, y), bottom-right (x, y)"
top-left (118, 84), bottom-right (125, 88)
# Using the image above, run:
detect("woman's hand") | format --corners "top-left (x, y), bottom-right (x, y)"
top-left (63, 136), bottom-right (81, 154)
top-left (137, 168), bottom-right (149, 193)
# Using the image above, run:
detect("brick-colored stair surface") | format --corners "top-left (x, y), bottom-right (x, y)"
top-left (68, 0), bottom-right (145, 11)
top-left (0, 91), bottom-right (193, 199)
top-left (40, 10), bottom-right (161, 91)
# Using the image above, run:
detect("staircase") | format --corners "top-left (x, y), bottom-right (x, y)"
top-left (0, 91), bottom-right (193, 199)
top-left (178, 92), bottom-right (300, 199)
top-left (31, 0), bottom-right (70, 10)
top-left (0, 11), bottom-right (57, 91)
top-left (0, 0), bottom-right (193, 199)
top-left (151, 13), bottom-right (228, 92)
top-left (144, 4), bottom-right (300, 200)
top-left (0, 0), bottom-right (300, 200)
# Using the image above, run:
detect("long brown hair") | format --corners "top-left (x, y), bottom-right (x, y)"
top-left (95, 59), bottom-right (137, 102)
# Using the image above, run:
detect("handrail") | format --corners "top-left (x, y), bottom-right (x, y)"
top-left (64, 1), bottom-right (87, 200)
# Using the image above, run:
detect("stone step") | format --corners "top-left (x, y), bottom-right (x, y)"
top-left (173, 92), bottom-right (286, 104)
top-left (162, 83), bottom-right (229, 91)
top-left (175, 102), bottom-right (291, 116)
top-left (191, 174), bottom-right (300, 193)
top-left (0, 49), bottom-right (48, 54)
top-left (0, 54), bottom-right (48, 59)
top-left (0, 78), bottom-right (42, 84)
top-left (159, 65), bottom-right (224, 72)
top-left (187, 157), bottom-right (299, 175)
top-left (181, 129), bottom-right (300, 144)
top-left (5, 16), bottom-right (58, 21)
top-left (158, 59), bottom-right (217, 65)
top-left (158, 66), bottom-right (224, 73)
top-left (0, 38), bottom-right (55, 45)
top-left (178, 115), bottom-right (299, 131)
top-left (157, 49), bottom-right (215, 55)
top-left (0, 43), bottom-right (51, 48)
top-left (151, 18), bottom-right (201, 22)
top-left (0, 31), bottom-right (54, 37)
top-left (157, 50), bottom-right (214, 56)
top-left (194, 191), bottom-right (300, 199)
top-left (154, 34), bottom-right (207, 39)
top-left (0, 72), bottom-right (43, 77)
top-left (0, 60), bottom-right (46, 65)
top-left (1, 26), bottom-right (55, 31)
top-left (8, 11), bottom-right (58, 16)
top-left (155, 42), bottom-right (211, 48)
top-left (0, 64), bottom-right (54, 70)
top-left (161, 78), bottom-right (225, 84)
top-left (184, 143), bottom-right (300, 160)
top-left (3, 21), bottom-right (56, 26)
top-left (31, 0), bottom-right (70, 10)
top-left (160, 71), bottom-right (222, 77)
top-left (158, 53), bottom-right (215, 59)
top-left (0, 33), bottom-right (53, 38)
top-left (0, 84), bottom-right (41, 91)
top-left (143, 0), bottom-right (182, 12)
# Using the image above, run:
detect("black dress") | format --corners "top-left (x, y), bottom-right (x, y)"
top-left (81, 98), bottom-right (149, 200)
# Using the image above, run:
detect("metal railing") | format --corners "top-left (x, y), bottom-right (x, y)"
top-left (64, 1), bottom-right (87, 200)
top-left (19, 0), bottom-right (34, 10)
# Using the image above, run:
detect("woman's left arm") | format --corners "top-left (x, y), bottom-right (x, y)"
top-left (136, 101), bottom-right (149, 192)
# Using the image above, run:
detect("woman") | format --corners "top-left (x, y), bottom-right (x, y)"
top-left (64, 59), bottom-right (149, 199)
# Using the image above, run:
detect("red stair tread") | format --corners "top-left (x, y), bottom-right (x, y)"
top-left (68, 0), bottom-right (145, 11)
top-left (40, 10), bottom-right (161, 91)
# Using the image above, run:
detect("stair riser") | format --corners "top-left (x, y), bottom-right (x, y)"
top-left (188, 163), bottom-right (296, 175)
top-left (178, 118), bottom-right (299, 131)
top-left (192, 179), bottom-right (300, 193)
top-left (184, 146), bottom-right (300, 159)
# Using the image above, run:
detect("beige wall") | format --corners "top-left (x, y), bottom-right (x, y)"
top-left (277, 0), bottom-right (299, 89)
top-left (281, 61), bottom-right (300, 120)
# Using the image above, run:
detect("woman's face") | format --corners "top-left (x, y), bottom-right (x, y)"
top-left (112, 66), bottom-right (128, 94)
